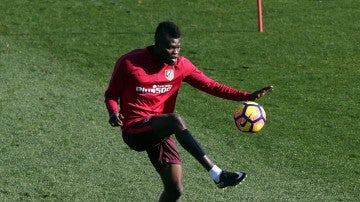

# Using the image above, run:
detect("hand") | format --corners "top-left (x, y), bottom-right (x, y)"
top-left (249, 85), bottom-right (274, 101)
top-left (108, 112), bottom-right (124, 127)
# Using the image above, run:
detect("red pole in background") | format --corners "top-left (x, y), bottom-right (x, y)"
top-left (257, 0), bottom-right (263, 32)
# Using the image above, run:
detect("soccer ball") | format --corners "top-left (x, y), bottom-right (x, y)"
top-left (234, 101), bottom-right (267, 132)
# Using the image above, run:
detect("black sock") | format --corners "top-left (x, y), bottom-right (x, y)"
top-left (175, 129), bottom-right (207, 164)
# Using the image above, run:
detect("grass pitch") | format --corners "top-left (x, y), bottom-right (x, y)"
top-left (1, 0), bottom-right (359, 201)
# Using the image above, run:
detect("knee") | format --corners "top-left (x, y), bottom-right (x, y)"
top-left (176, 184), bottom-right (184, 197)
top-left (165, 184), bottom-right (184, 199)
top-left (167, 113), bottom-right (186, 130)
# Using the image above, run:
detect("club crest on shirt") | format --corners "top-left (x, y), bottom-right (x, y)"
top-left (165, 69), bottom-right (174, 81)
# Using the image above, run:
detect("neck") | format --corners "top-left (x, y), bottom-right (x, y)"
top-left (148, 45), bottom-right (160, 57)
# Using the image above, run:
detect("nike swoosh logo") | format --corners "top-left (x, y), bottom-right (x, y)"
top-left (240, 112), bottom-right (253, 127)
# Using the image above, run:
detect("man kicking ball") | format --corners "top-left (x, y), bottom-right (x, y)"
top-left (105, 21), bottom-right (273, 201)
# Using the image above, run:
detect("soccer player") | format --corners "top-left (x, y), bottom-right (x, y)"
top-left (105, 21), bottom-right (273, 201)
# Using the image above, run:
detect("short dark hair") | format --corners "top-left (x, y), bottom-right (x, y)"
top-left (154, 21), bottom-right (181, 44)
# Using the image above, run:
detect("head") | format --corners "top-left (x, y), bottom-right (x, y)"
top-left (154, 21), bottom-right (182, 65)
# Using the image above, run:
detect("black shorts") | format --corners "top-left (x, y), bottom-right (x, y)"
top-left (122, 117), bottom-right (181, 172)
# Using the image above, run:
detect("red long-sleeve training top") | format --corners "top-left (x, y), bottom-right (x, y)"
top-left (105, 47), bottom-right (251, 131)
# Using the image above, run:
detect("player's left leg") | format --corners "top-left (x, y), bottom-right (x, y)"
top-left (151, 113), bottom-right (247, 188)
top-left (151, 113), bottom-right (215, 170)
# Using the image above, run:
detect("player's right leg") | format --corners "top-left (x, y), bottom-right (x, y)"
top-left (122, 117), bottom-right (184, 200)
top-left (158, 164), bottom-right (183, 202)
top-left (145, 130), bottom-right (184, 201)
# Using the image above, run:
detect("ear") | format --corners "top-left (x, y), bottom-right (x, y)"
top-left (154, 37), bottom-right (161, 47)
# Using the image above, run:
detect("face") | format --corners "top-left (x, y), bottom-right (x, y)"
top-left (156, 37), bottom-right (181, 65)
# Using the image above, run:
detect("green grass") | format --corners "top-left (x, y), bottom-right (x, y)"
top-left (1, 0), bottom-right (359, 201)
